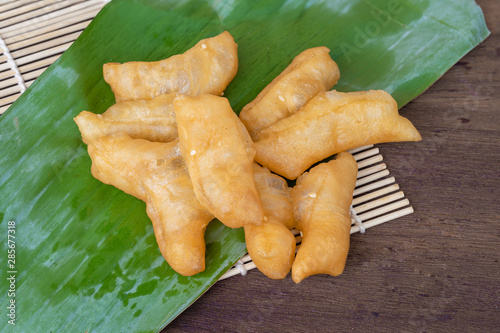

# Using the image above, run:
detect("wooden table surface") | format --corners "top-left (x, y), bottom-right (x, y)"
top-left (166, 1), bottom-right (500, 332)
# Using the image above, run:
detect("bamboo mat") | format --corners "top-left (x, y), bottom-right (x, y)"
top-left (0, 0), bottom-right (414, 279)
top-left (0, 0), bottom-right (108, 114)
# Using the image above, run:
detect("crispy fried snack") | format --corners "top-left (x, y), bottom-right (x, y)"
top-left (239, 47), bottom-right (340, 139)
top-left (87, 133), bottom-right (214, 276)
top-left (174, 94), bottom-right (264, 228)
top-left (103, 31), bottom-right (238, 102)
top-left (255, 90), bottom-right (422, 179)
top-left (74, 94), bottom-right (178, 144)
top-left (291, 152), bottom-right (358, 283)
top-left (244, 163), bottom-right (295, 279)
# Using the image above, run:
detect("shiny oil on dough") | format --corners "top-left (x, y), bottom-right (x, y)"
top-left (103, 31), bottom-right (238, 102)
top-left (239, 47), bottom-right (340, 139)
top-left (255, 90), bottom-right (422, 179)
top-left (87, 134), bottom-right (214, 276)
top-left (291, 152), bottom-right (358, 283)
top-left (244, 163), bottom-right (295, 279)
top-left (74, 94), bottom-right (178, 145)
top-left (174, 94), bottom-right (264, 228)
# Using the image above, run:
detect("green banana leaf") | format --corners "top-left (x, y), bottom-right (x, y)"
top-left (0, 0), bottom-right (488, 331)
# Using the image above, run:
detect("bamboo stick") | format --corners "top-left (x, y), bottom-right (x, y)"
top-left (353, 177), bottom-right (395, 197)
top-left (240, 254), bottom-right (252, 264)
top-left (353, 148), bottom-right (380, 161)
top-left (357, 163), bottom-right (387, 179)
top-left (360, 207), bottom-right (414, 229)
top-left (0, 84), bottom-right (21, 97)
top-left (0, 77), bottom-right (19, 90)
top-left (357, 155), bottom-right (384, 169)
top-left (15, 42), bottom-right (71, 66)
top-left (219, 261), bottom-right (257, 280)
top-left (5, 11), bottom-right (96, 43)
top-left (25, 79), bottom-right (35, 88)
top-left (355, 169), bottom-right (390, 187)
top-left (351, 184), bottom-right (400, 206)
top-left (0, 0), bottom-right (84, 30)
top-left (0, 104), bottom-right (10, 114)
top-left (348, 145), bottom-right (374, 154)
top-left (0, 0), bottom-right (51, 24)
top-left (0, 71), bottom-right (13, 82)
top-left (18, 54), bottom-right (61, 73)
top-left (0, 0), bottom-right (36, 11)
top-left (11, 31), bottom-right (82, 59)
top-left (357, 199), bottom-right (410, 221)
top-left (8, 20), bottom-right (90, 51)
top-left (354, 191), bottom-right (406, 214)
top-left (1, 1), bottom-right (104, 38)
top-left (22, 68), bottom-right (46, 82)
top-left (0, 93), bottom-right (21, 107)
top-left (0, 61), bottom-right (12, 72)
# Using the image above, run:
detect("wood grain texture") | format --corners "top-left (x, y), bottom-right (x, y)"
top-left (165, 0), bottom-right (500, 331)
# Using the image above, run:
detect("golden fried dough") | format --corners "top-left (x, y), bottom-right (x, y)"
top-left (244, 163), bottom-right (295, 279)
top-left (74, 94), bottom-right (177, 144)
top-left (174, 94), bottom-right (264, 228)
top-left (240, 47), bottom-right (340, 139)
top-left (255, 90), bottom-right (422, 179)
top-left (291, 152), bottom-right (358, 283)
top-left (87, 134), bottom-right (214, 276)
top-left (103, 31), bottom-right (238, 102)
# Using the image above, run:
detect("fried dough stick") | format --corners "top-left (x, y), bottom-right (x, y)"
top-left (244, 163), bottom-right (295, 279)
top-left (240, 47), bottom-right (340, 139)
top-left (87, 133), bottom-right (214, 276)
top-left (174, 94), bottom-right (264, 228)
top-left (74, 94), bottom-right (178, 145)
top-left (255, 90), bottom-right (421, 179)
top-left (291, 152), bottom-right (358, 283)
top-left (103, 31), bottom-right (238, 102)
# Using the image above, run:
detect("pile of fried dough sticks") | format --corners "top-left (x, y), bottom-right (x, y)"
top-left (75, 31), bottom-right (420, 283)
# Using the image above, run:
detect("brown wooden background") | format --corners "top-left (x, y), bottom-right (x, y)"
top-left (165, 0), bottom-right (500, 331)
